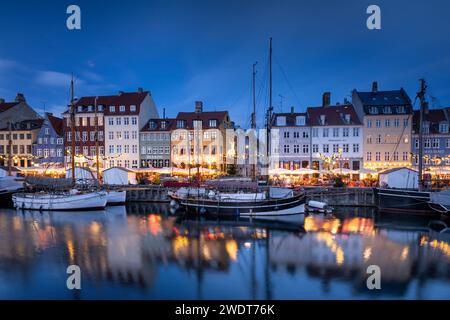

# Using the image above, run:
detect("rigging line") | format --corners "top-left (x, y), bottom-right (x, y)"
top-left (390, 96), bottom-right (418, 157)
top-left (274, 56), bottom-right (303, 111)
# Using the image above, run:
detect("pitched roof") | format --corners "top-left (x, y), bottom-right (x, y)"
top-left (412, 109), bottom-right (448, 134)
top-left (0, 119), bottom-right (44, 131)
top-left (141, 118), bottom-right (175, 132)
top-left (271, 112), bottom-right (307, 127)
top-left (0, 102), bottom-right (20, 113)
top-left (65, 91), bottom-right (149, 115)
top-left (175, 111), bottom-right (229, 129)
top-left (355, 88), bottom-right (412, 106)
top-left (46, 114), bottom-right (63, 136)
top-left (307, 104), bottom-right (362, 126)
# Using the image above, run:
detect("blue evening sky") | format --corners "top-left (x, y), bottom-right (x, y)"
top-left (0, 0), bottom-right (449, 127)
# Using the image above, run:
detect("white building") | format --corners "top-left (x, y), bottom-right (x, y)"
top-left (104, 89), bottom-right (159, 169)
top-left (307, 93), bottom-right (363, 172)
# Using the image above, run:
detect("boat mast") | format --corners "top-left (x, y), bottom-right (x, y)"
top-left (251, 62), bottom-right (257, 180)
top-left (417, 78), bottom-right (428, 191)
top-left (70, 75), bottom-right (76, 186)
top-left (94, 96), bottom-right (100, 182)
top-left (266, 38), bottom-right (273, 183)
top-left (7, 120), bottom-right (12, 176)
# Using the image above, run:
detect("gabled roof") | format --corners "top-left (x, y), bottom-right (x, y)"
top-left (46, 114), bottom-right (64, 136)
top-left (412, 109), bottom-right (449, 134)
top-left (378, 167), bottom-right (418, 175)
top-left (0, 119), bottom-right (44, 131)
top-left (355, 88), bottom-right (412, 106)
top-left (271, 112), bottom-right (307, 127)
top-left (141, 118), bottom-right (175, 132)
top-left (0, 102), bottom-right (20, 114)
top-left (64, 91), bottom-right (149, 115)
top-left (307, 104), bottom-right (362, 126)
top-left (175, 111), bottom-right (229, 130)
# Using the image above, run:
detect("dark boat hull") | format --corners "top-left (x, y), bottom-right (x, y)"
top-left (172, 193), bottom-right (306, 217)
top-left (0, 190), bottom-right (15, 208)
top-left (374, 188), bottom-right (437, 215)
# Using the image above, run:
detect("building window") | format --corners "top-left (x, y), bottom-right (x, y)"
top-left (384, 152), bottom-right (389, 161)
top-left (333, 128), bottom-right (339, 137)
top-left (376, 135), bottom-right (382, 144)
top-left (296, 116), bottom-right (305, 126)
top-left (209, 119), bottom-right (217, 128)
top-left (369, 107), bottom-right (378, 114)
top-left (424, 139), bottom-right (431, 148)
top-left (375, 120), bottom-right (381, 127)
top-left (385, 119), bottom-right (390, 127)
top-left (353, 127), bottom-right (359, 137)
top-left (367, 120), bottom-right (372, 128)
top-left (332, 144), bottom-right (339, 153)
top-left (323, 128), bottom-right (329, 138)
top-left (116, 117), bottom-right (121, 125)
top-left (293, 145), bottom-right (299, 153)
top-left (394, 119), bottom-right (400, 127)
top-left (398, 106), bottom-right (405, 114)
top-left (312, 128), bottom-right (318, 137)
top-left (284, 132), bottom-right (290, 138)
top-left (109, 106), bottom-right (115, 112)
top-left (323, 144), bottom-right (329, 153)
top-left (353, 144), bottom-right (359, 153)
top-left (366, 135), bottom-right (372, 144)
top-left (403, 118), bottom-right (409, 127)
top-left (132, 145), bottom-right (137, 153)
top-left (302, 131), bottom-right (309, 138)
top-left (124, 117), bottom-right (129, 125)
top-left (293, 132), bottom-right (299, 138)
top-left (276, 116), bottom-right (286, 126)
top-left (393, 151), bottom-right (399, 161)
top-left (375, 152), bottom-right (380, 161)
top-left (440, 123), bottom-right (449, 133)
top-left (446, 139), bottom-right (450, 148)
top-left (432, 138), bottom-right (440, 148)
top-left (302, 144), bottom-right (309, 154)
top-left (343, 144), bottom-right (349, 153)
top-left (119, 105), bottom-right (125, 112)
top-left (82, 131), bottom-right (87, 142)
top-left (312, 144), bottom-right (319, 153)
top-left (130, 105), bottom-right (136, 112)
top-left (66, 132), bottom-right (71, 142)
top-left (402, 152), bottom-right (408, 161)
top-left (283, 145), bottom-right (289, 153)
top-left (108, 118), bottom-right (114, 126)
top-left (384, 106), bottom-right (392, 114)
top-left (90, 132), bottom-right (95, 141)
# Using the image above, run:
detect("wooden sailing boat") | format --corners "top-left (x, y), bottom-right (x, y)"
top-left (169, 38), bottom-right (306, 217)
top-left (12, 76), bottom-right (108, 211)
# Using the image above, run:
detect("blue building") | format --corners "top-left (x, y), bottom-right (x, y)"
top-left (33, 113), bottom-right (64, 167)
top-left (412, 108), bottom-right (450, 171)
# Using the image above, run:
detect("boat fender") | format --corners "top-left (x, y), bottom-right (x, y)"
top-left (308, 200), bottom-right (328, 210)
top-left (200, 207), bottom-right (207, 215)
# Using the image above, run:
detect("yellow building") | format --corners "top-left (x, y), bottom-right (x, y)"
top-left (352, 82), bottom-right (413, 170)
top-left (0, 119), bottom-right (43, 169)
top-left (170, 101), bottom-right (233, 173)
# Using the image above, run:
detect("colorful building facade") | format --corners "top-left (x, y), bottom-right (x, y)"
top-left (33, 113), bottom-right (64, 167)
top-left (140, 118), bottom-right (174, 168)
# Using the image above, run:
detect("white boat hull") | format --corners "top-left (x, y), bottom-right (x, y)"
top-left (13, 191), bottom-right (107, 211)
top-left (107, 190), bottom-right (126, 205)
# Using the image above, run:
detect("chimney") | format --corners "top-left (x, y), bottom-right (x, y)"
top-left (15, 93), bottom-right (25, 102)
top-left (138, 87), bottom-right (143, 93)
top-left (195, 101), bottom-right (203, 113)
top-left (322, 92), bottom-right (331, 107)
top-left (0, 98), bottom-right (5, 104)
top-left (372, 81), bottom-right (378, 93)
top-left (290, 106), bottom-right (295, 113)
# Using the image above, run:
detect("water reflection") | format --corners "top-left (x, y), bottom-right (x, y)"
top-left (0, 205), bottom-right (449, 299)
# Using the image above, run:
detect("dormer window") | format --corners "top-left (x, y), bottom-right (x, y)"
top-left (161, 121), bottom-right (166, 129)
top-left (98, 105), bottom-right (104, 112)
top-left (276, 116), bottom-right (286, 126)
top-left (344, 114), bottom-right (351, 123)
top-left (130, 105), bottom-right (136, 112)
top-left (77, 106), bottom-right (83, 112)
top-left (369, 106), bottom-right (378, 114)
top-left (383, 106), bottom-right (392, 114)
top-left (149, 121), bottom-right (157, 130)
top-left (119, 105), bottom-right (126, 112)
top-left (423, 122), bottom-right (430, 134)
top-left (397, 106), bottom-right (405, 114)
top-left (208, 119), bottom-right (217, 128)
top-left (176, 120), bottom-right (185, 128)
top-left (440, 123), bottom-right (449, 133)
top-left (109, 105), bottom-right (115, 112)
top-left (320, 115), bottom-right (326, 125)
top-left (296, 116), bottom-right (305, 126)
top-left (87, 105), bottom-right (93, 112)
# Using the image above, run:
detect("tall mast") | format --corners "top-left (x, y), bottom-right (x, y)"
top-left (70, 75), bottom-right (76, 185)
top-left (417, 78), bottom-right (428, 191)
top-left (7, 120), bottom-right (12, 176)
top-left (266, 38), bottom-right (273, 182)
top-left (251, 62), bottom-right (257, 129)
top-left (94, 96), bottom-right (100, 182)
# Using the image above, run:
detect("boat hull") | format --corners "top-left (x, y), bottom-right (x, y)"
top-left (172, 193), bottom-right (306, 217)
top-left (0, 190), bottom-right (16, 208)
top-left (374, 188), bottom-right (436, 214)
top-left (107, 190), bottom-right (126, 205)
top-left (12, 191), bottom-right (107, 211)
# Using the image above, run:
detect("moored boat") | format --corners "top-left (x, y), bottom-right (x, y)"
top-left (170, 186), bottom-right (305, 217)
top-left (12, 189), bottom-right (107, 211)
top-left (0, 176), bottom-right (25, 208)
top-left (106, 190), bottom-right (127, 205)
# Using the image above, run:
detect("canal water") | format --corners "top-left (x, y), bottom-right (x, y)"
top-left (0, 204), bottom-right (449, 299)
